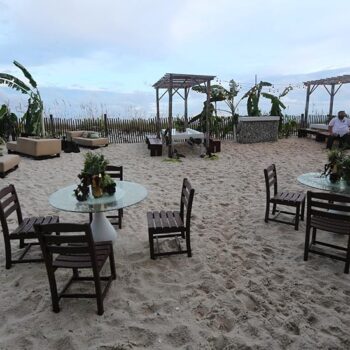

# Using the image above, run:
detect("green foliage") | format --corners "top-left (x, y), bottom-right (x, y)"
top-left (0, 104), bottom-right (18, 140)
top-left (342, 156), bottom-right (350, 183)
top-left (242, 81), bottom-right (272, 116)
top-left (0, 61), bottom-right (43, 136)
top-left (0, 136), bottom-right (4, 156)
top-left (279, 118), bottom-right (297, 138)
top-left (83, 152), bottom-right (109, 175)
top-left (261, 86), bottom-right (293, 117)
top-left (173, 117), bottom-right (186, 132)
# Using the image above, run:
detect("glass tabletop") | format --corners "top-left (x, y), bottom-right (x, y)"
top-left (49, 181), bottom-right (148, 213)
top-left (297, 172), bottom-right (350, 195)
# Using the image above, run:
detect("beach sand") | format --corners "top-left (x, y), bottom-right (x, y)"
top-left (0, 137), bottom-right (349, 349)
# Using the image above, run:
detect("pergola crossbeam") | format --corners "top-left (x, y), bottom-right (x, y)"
top-left (303, 74), bottom-right (350, 123)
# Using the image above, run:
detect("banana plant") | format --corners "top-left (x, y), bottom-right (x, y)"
top-left (0, 61), bottom-right (44, 136)
top-left (242, 81), bottom-right (272, 116)
top-left (261, 86), bottom-right (293, 117)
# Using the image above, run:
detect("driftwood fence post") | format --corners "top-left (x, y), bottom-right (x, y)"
top-left (104, 113), bottom-right (108, 137)
top-left (50, 114), bottom-right (55, 137)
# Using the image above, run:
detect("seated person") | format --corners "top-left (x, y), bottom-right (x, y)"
top-left (326, 111), bottom-right (350, 149)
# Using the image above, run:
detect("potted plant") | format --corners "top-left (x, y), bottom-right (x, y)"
top-left (322, 149), bottom-right (344, 183)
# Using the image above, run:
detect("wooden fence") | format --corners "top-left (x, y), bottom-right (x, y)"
top-left (38, 114), bottom-right (329, 143)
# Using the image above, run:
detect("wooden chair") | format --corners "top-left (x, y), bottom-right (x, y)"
top-left (0, 184), bottom-right (59, 269)
top-left (34, 222), bottom-right (116, 315)
top-left (147, 178), bottom-right (195, 259)
top-left (304, 191), bottom-right (350, 273)
top-left (89, 165), bottom-right (123, 228)
top-left (264, 164), bottom-right (306, 230)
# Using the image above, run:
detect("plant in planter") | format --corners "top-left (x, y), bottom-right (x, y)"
top-left (322, 149), bottom-right (344, 183)
top-left (0, 104), bottom-right (18, 141)
top-left (82, 152), bottom-right (108, 176)
top-left (101, 174), bottom-right (116, 195)
top-left (173, 117), bottom-right (186, 132)
top-left (0, 61), bottom-right (44, 136)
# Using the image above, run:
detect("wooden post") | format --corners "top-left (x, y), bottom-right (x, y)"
top-left (184, 87), bottom-right (189, 129)
top-left (168, 75), bottom-right (173, 158)
top-left (103, 113), bottom-right (108, 137)
top-left (156, 88), bottom-right (160, 138)
top-left (329, 84), bottom-right (335, 118)
top-left (49, 114), bottom-right (55, 137)
top-left (206, 79), bottom-right (211, 148)
top-left (304, 85), bottom-right (311, 126)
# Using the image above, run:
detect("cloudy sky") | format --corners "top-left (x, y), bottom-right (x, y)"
top-left (0, 0), bottom-right (349, 118)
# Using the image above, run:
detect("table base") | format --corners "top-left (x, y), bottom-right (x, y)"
top-left (91, 212), bottom-right (118, 242)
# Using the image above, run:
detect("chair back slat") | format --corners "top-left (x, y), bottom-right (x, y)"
top-left (307, 191), bottom-right (350, 222)
top-left (264, 164), bottom-right (278, 198)
top-left (0, 184), bottom-right (23, 236)
top-left (34, 223), bottom-right (97, 264)
top-left (180, 178), bottom-right (195, 228)
top-left (105, 165), bottom-right (123, 180)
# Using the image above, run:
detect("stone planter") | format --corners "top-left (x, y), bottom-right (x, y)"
top-left (236, 116), bottom-right (280, 143)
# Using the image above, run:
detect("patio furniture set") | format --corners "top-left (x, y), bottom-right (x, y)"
top-left (0, 170), bottom-right (196, 315)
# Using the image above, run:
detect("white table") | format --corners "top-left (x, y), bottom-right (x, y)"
top-left (161, 128), bottom-right (205, 143)
top-left (49, 181), bottom-right (147, 242)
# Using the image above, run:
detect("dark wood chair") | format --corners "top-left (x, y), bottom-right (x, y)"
top-left (89, 165), bottom-right (123, 228)
top-left (0, 184), bottom-right (59, 269)
top-left (34, 222), bottom-right (116, 315)
top-left (304, 191), bottom-right (350, 273)
top-left (264, 164), bottom-right (306, 230)
top-left (147, 178), bottom-right (195, 259)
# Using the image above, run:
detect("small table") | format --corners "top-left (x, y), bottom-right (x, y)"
top-left (49, 181), bottom-right (147, 242)
top-left (297, 172), bottom-right (350, 195)
top-left (161, 128), bottom-right (205, 143)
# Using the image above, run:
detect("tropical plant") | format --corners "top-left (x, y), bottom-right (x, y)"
top-left (82, 152), bottom-right (108, 175)
top-left (0, 104), bottom-right (18, 140)
top-left (0, 61), bottom-right (44, 136)
top-left (0, 136), bottom-right (5, 156)
top-left (279, 118), bottom-right (297, 138)
top-left (241, 81), bottom-right (272, 116)
top-left (322, 149), bottom-right (344, 182)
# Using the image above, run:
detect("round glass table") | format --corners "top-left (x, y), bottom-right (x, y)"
top-left (49, 181), bottom-right (147, 242)
top-left (297, 172), bottom-right (350, 195)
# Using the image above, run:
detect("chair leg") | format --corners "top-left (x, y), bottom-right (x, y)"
top-left (185, 231), bottom-right (192, 257)
top-left (47, 270), bottom-right (60, 313)
top-left (304, 225), bottom-right (311, 261)
top-left (89, 213), bottom-right (93, 223)
top-left (265, 202), bottom-right (270, 223)
top-left (109, 248), bottom-right (117, 280)
top-left (301, 200), bottom-right (305, 221)
top-left (73, 268), bottom-right (79, 279)
top-left (19, 238), bottom-right (25, 249)
top-left (295, 204), bottom-right (300, 230)
top-left (148, 231), bottom-right (155, 259)
top-left (344, 235), bottom-right (350, 274)
top-left (118, 209), bottom-right (122, 229)
top-left (311, 227), bottom-right (317, 244)
top-left (94, 274), bottom-right (104, 315)
top-left (272, 203), bottom-right (277, 215)
top-left (5, 238), bottom-right (12, 269)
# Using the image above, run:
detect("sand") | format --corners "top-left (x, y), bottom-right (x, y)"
top-left (0, 137), bottom-right (349, 350)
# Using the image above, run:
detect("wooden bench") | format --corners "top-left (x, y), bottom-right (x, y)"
top-left (148, 138), bottom-right (163, 156)
top-left (298, 128), bottom-right (330, 142)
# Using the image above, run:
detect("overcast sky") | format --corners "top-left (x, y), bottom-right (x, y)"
top-left (0, 0), bottom-right (349, 118)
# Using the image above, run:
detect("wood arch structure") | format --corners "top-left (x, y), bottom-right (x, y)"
top-left (153, 73), bottom-right (215, 157)
top-left (304, 75), bottom-right (350, 124)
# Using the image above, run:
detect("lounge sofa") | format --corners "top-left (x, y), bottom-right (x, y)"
top-left (7, 137), bottom-right (61, 159)
top-left (66, 131), bottom-right (109, 148)
top-left (0, 154), bottom-right (20, 177)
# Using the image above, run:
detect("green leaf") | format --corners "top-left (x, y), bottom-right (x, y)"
top-left (13, 60), bottom-right (37, 88)
top-left (0, 73), bottom-right (31, 94)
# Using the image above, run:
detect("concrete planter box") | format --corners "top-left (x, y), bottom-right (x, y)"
top-left (237, 116), bottom-right (280, 143)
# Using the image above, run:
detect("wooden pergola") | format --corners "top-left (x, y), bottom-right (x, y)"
top-left (304, 74), bottom-right (350, 124)
top-left (153, 73), bottom-right (215, 157)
